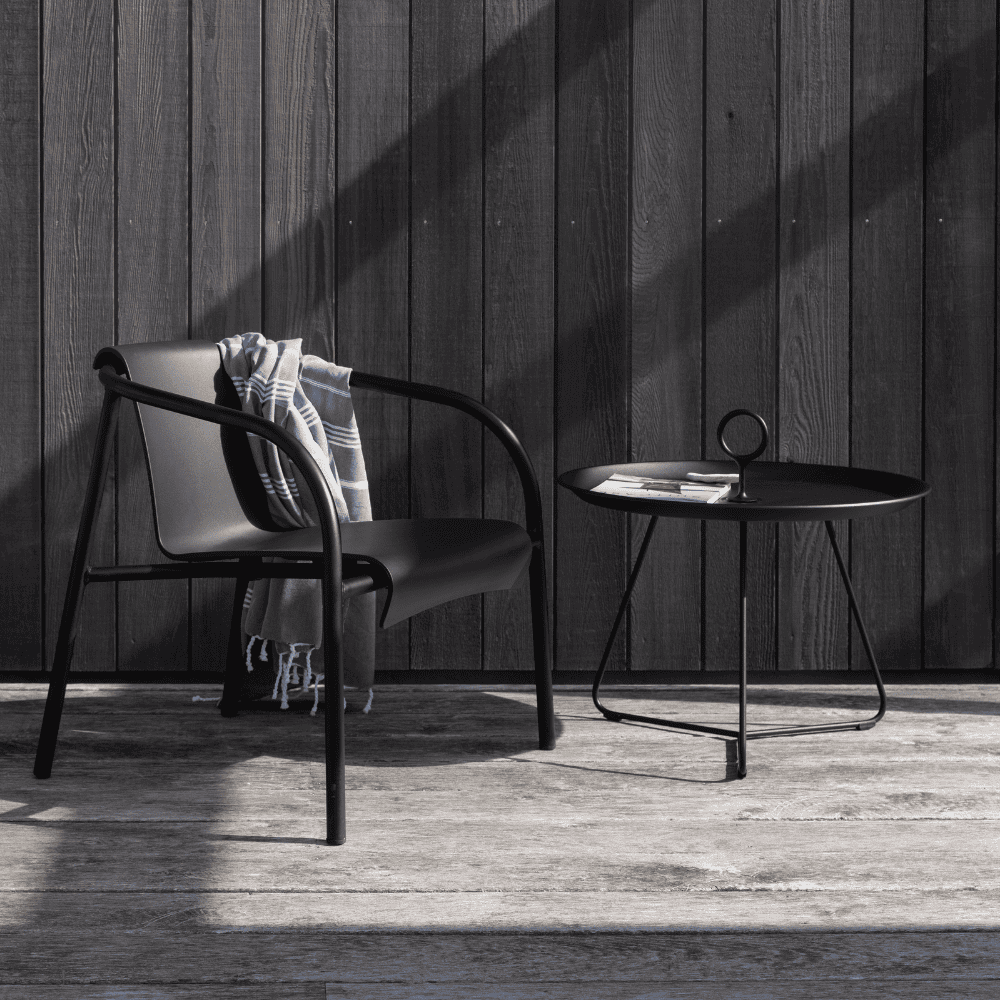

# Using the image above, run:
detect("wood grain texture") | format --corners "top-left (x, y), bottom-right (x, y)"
top-left (6, 1), bottom-right (1000, 677)
top-left (630, 0), bottom-right (703, 671)
top-left (0, 0), bottom-right (41, 670)
top-left (0, 991), bottom-right (325, 1000)
top-left (116, 0), bottom-right (190, 671)
top-left (3, 887), bottom-right (997, 933)
top-left (42, 0), bottom-right (117, 674)
top-left (923, 1), bottom-right (996, 669)
top-left (18, 985), bottom-right (992, 1000)
top-left (336, 1), bottom-right (411, 671)
top-left (409, 0), bottom-right (484, 672)
top-left (850, 0), bottom-right (924, 671)
top-left (190, 0), bottom-right (262, 672)
top-left (1, 683), bottom-right (997, 990)
top-left (0, 983), bottom-right (967, 1000)
top-left (323, 986), bottom-right (1000, 1000)
top-left (1, 931), bottom-right (996, 990)
top-left (777, 0), bottom-right (851, 672)
top-left (263, 0), bottom-right (334, 355)
top-left (5, 815), bottom-right (998, 891)
top-left (556, 0), bottom-right (630, 673)
top-left (483, 0), bottom-right (555, 673)
top-left (703, 0), bottom-right (778, 672)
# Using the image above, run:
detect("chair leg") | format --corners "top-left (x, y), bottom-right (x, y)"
top-left (323, 561), bottom-right (346, 845)
top-left (35, 389), bottom-right (120, 780)
top-left (528, 545), bottom-right (556, 750)
top-left (219, 568), bottom-right (252, 717)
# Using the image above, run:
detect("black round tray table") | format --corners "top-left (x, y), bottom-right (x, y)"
top-left (558, 458), bottom-right (930, 777)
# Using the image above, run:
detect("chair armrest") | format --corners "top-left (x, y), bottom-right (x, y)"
top-left (95, 365), bottom-right (344, 568)
top-left (348, 370), bottom-right (545, 548)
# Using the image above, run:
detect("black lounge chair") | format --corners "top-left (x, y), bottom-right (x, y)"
top-left (33, 340), bottom-right (555, 844)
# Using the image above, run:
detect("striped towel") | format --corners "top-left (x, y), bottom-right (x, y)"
top-left (218, 334), bottom-right (376, 712)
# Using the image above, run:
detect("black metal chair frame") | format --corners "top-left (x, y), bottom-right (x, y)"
top-left (33, 358), bottom-right (555, 845)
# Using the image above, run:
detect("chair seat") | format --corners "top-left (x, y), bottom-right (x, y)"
top-left (165, 518), bottom-right (532, 629)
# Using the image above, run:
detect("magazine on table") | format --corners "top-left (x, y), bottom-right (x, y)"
top-left (591, 472), bottom-right (735, 503)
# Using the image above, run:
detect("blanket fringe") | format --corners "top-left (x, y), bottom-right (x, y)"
top-left (311, 672), bottom-right (324, 716)
top-left (244, 639), bottom-right (373, 718)
top-left (245, 634), bottom-right (267, 672)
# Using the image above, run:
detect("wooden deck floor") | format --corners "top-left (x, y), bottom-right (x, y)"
top-left (1, 681), bottom-right (997, 998)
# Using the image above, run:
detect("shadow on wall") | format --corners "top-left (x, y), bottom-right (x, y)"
top-left (10, 8), bottom-right (996, 671)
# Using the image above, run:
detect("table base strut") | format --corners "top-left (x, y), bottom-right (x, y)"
top-left (592, 518), bottom-right (887, 777)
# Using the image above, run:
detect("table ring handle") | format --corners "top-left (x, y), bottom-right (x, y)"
top-left (717, 409), bottom-right (768, 503)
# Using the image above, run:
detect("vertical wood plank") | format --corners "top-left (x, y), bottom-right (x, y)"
top-left (630, 0), bottom-right (703, 672)
top-left (336, 0), bottom-right (411, 671)
top-left (851, 0), bottom-right (924, 671)
top-left (555, 0), bottom-right (630, 673)
top-left (116, 0), bottom-right (190, 671)
top-left (483, 0), bottom-right (555, 674)
top-left (190, 0), bottom-right (262, 672)
top-left (777, 0), bottom-right (851, 671)
top-left (703, 0), bottom-right (778, 673)
top-left (0, 0), bottom-right (41, 670)
top-left (923, 0), bottom-right (996, 669)
top-left (43, 0), bottom-right (117, 674)
top-left (409, 0), bottom-right (484, 672)
top-left (264, 0), bottom-right (335, 356)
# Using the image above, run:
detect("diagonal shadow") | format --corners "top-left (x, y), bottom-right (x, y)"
top-left (189, 16), bottom-right (995, 387)
top-left (6, 11), bottom-right (995, 675)
top-left (193, 23), bottom-right (997, 676)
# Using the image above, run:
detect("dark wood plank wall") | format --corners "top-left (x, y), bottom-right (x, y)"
top-left (630, 0), bottom-right (702, 671)
top-left (3, 0), bottom-right (997, 677)
top-left (851, 0), bottom-right (925, 672)
top-left (116, 0), bottom-right (191, 673)
top-left (189, 0), bottom-right (262, 670)
top-left (703, 0), bottom-right (778, 673)
top-left (42, 0), bottom-right (116, 676)
top-left (0, 0), bottom-right (41, 672)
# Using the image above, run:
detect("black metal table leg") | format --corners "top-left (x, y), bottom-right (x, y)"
top-left (591, 516), bottom-right (887, 764)
top-left (823, 520), bottom-right (886, 728)
top-left (737, 520), bottom-right (748, 776)
top-left (592, 516), bottom-right (740, 741)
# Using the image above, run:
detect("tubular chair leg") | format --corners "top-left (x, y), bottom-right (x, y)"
top-left (34, 588), bottom-right (86, 780)
top-left (323, 564), bottom-right (347, 845)
top-left (35, 390), bottom-right (120, 780)
top-left (529, 546), bottom-right (556, 750)
top-left (219, 568), bottom-right (253, 717)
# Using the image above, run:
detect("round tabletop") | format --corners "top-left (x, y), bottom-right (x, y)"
top-left (558, 460), bottom-right (929, 522)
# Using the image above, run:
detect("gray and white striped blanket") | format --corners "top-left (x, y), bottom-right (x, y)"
top-left (218, 334), bottom-right (376, 712)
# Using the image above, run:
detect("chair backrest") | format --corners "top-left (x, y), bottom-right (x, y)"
top-left (95, 340), bottom-right (277, 557)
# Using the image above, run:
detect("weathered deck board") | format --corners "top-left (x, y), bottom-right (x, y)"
top-left (324, 987), bottom-right (999, 1000)
top-left (0, 930), bottom-right (996, 988)
top-left (2, 985), bottom-right (997, 1000)
top-left (0, 990), bottom-right (322, 1000)
top-left (326, 986), bottom-right (1000, 1000)
top-left (4, 816), bottom-right (998, 891)
top-left (2, 886), bottom-right (996, 932)
top-left (1, 684), bottom-right (996, 992)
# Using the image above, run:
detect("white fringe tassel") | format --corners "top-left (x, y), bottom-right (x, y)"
top-left (302, 647), bottom-right (313, 694)
top-left (245, 634), bottom-right (266, 672)
top-left (242, 640), bottom-right (373, 719)
top-left (271, 652), bottom-right (283, 703)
